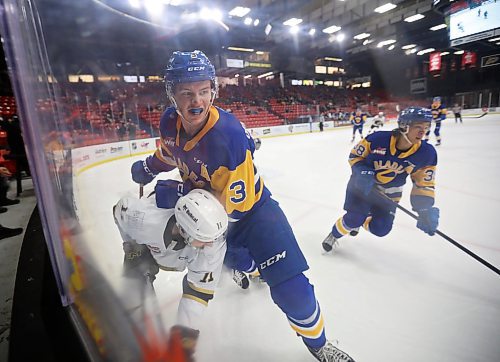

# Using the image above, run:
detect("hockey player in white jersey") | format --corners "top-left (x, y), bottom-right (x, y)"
top-left (368, 112), bottom-right (385, 135)
top-left (113, 189), bottom-right (228, 361)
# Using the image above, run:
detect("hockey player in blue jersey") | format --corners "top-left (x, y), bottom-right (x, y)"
top-left (322, 107), bottom-right (439, 252)
top-left (131, 50), bottom-right (355, 362)
top-left (350, 109), bottom-right (366, 142)
top-left (425, 96), bottom-right (447, 146)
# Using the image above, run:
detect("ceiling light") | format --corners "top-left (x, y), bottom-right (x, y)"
top-left (325, 57), bottom-right (342, 62)
top-left (290, 25), bottom-right (300, 34)
top-left (244, 17), bottom-right (252, 25)
top-left (256, 51), bottom-right (264, 55)
top-left (440, 51), bottom-right (449, 56)
top-left (229, 6), bottom-right (251, 17)
top-left (417, 48), bottom-right (435, 55)
top-left (129, 0), bottom-right (140, 9)
top-left (404, 14), bottom-right (425, 22)
top-left (322, 25), bottom-right (341, 34)
top-left (388, 44), bottom-right (395, 50)
top-left (454, 50), bottom-right (464, 54)
top-left (244, 75), bottom-right (252, 79)
top-left (374, 3), bottom-right (397, 14)
top-left (337, 33), bottom-right (345, 42)
top-left (402, 44), bottom-right (416, 49)
top-left (363, 39), bottom-right (373, 45)
top-left (227, 46), bottom-right (254, 52)
top-left (377, 39), bottom-right (396, 47)
top-left (488, 37), bottom-right (500, 42)
top-left (265, 24), bottom-right (272, 35)
top-left (253, 19), bottom-right (259, 26)
top-left (257, 71), bottom-right (274, 79)
top-left (283, 18), bottom-right (302, 26)
top-left (354, 33), bottom-right (370, 40)
top-left (200, 8), bottom-right (222, 21)
top-left (309, 28), bottom-right (316, 36)
top-left (430, 24), bottom-right (447, 31)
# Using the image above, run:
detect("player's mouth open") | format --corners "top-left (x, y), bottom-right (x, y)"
top-left (189, 108), bottom-right (204, 115)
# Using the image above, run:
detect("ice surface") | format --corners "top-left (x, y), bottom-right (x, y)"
top-left (74, 115), bottom-right (500, 362)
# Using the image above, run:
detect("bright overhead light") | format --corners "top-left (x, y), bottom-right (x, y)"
top-left (309, 28), bottom-right (316, 36)
top-left (244, 75), bottom-right (252, 79)
top-left (322, 25), bottom-right (341, 34)
top-left (337, 33), bottom-right (345, 42)
top-left (227, 46), bottom-right (254, 52)
top-left (354, 33), bottom-right (370, 40)
top-left (289, 25), bottom-right (300, 34)
top-left (488, 37), bottom-right (500, 42)
top-left (388, 44), bottom-right (395, 50)
top-left (257, 71), bottom-right (274, 79)
top-left (244, 17), bottom-right (252, 25)
top-left (265, 24), bottom-right (272, 35)
top-left (417, 48), bottom-right (435, 55)
top-left (325, 57), bottom-right (342, 62)
top-left (256, 51), bottom-right (264, 55)
top-left (363, 39), bottom-right (373, 45)
top-left (283, 18), bottom-right (302, 26)
top-left (200, 8), bottom-right (223, 21)
top-left (430, 24), bottom-right (447, 31)
top-left (454, 50), bottom-right (464, 54)
top-left (253, 19), bottom-right (260, 26)
top-left (377, 39), bottom-right (396, 47)
top-left (405, 48), bottom-right (418, 55)
top-left (440, 51), bottom-right (450, 56)
top-left (374, 3), bottom-right (397, 14)
top-left (129, 0), bottom-right (140, 9)
top-left (404, 14), bottom-right (425, 23)
top-left (402, 44), bottom-right (416, 49)
top-left (229, 6), bottom-right (251, 17)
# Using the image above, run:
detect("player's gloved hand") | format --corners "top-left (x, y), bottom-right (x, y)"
top-left (131, 157), bottom-right (158, 185)
top-left (168, 325), bottom-right (200, 362)
top-left (155, 179), bottom-right (192, 209)
top-left (353, 168), bottom-right (376, 196)
top-left (416, 207), bottom-right (439, 236)
top-left (122, 241), bottom-right (159, 283)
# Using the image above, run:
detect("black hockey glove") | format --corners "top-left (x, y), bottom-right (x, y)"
top-left (122, 241), bottom-right (159, 283)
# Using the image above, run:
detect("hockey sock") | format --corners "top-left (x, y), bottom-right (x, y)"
top-left (270, 274), bottom-right (326, 349)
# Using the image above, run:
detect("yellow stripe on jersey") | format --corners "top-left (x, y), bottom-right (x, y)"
top-left (210, 149), bottom-right (263, 215)
top-left (175, 107), bottom-right (220, 152)
top-left (288, 315), bottom-right (325, 339)
top-left (411, 187), bottom-right (434, 198)
top-left (188, 281), bottom-right (215, 296)
top-left (349, 138), bottom-right (371, 167)
top-left (389, 135), bottom-right (421, 158)
top-left (411, 165), bottom-right (436, 188)
top-left (182, 294), bottom-right (209, 307)
top-left (335, 217), bottom-right (349, 236)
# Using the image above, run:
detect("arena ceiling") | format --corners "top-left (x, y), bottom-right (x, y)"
top-left (20, 0), bottom-right (500, 76)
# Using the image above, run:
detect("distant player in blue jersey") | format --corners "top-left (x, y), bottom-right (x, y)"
top-left (131, 50), bottom-right (355, 362)
top-left (350, 109), bottom-right (366, 142)
top-left (425, 96), bottom-right (447, 146)
top-left (322, 107), bottom-right (439, 252)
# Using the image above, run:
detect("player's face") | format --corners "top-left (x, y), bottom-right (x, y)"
top-left (407, 122), bottom-right (430, 143)
top-left (173, 80), bottom-right (213, 131)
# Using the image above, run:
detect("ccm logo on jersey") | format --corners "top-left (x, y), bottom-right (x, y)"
top-left (260, 250), bottom-right (287, 270)
top-left (372, 147), bottom-right (386, 155)
top-left (188, 66), bottom-right (205, 71)
top-left (164, 137), bottom-right (175, 147)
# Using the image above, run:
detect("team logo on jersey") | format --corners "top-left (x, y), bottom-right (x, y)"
top-left (260, 250), bottom-right (287, 270)
top-left (374, 160), bottom-right (405, 184)
top-left (372, 147), bottom-right (386, 155)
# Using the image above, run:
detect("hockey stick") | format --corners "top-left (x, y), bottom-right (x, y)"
top-left (139, 183), bottom-right (144, 199)
top-left (376, 191), bottom-right (500, 276)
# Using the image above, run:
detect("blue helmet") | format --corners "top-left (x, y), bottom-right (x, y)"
top-left (432, 96), bottom-right (441, 104)
top-left (398, 107), bottom-right (432, 130)
top-left (165, 50), bottom-right (217, 99)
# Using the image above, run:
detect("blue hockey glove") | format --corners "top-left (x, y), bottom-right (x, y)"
top-left (155, 179), bottom-right (192, 209)
top-left (354, 169), bottom-right (376, 196)
top-left (131, 157), bottom-right (158, 185)
top-left (416, 207), bottom-right (439, 236)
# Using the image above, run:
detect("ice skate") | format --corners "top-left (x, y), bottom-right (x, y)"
top-left (307, 340), bottom-right (355, 362)
top-left (232, 269), bottom-right (250, 289)
top-left (322, 233), bottom-right (339, 252)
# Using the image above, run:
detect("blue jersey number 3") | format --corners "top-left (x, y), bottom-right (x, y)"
top-left (229, 180), bottom-right (246, 203)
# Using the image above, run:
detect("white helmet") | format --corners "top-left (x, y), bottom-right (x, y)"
top-left (174, 189), bottom-right (228, 245)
